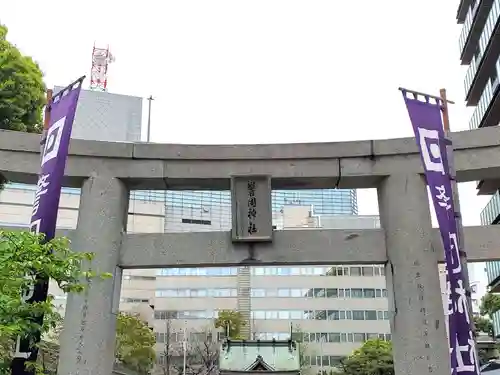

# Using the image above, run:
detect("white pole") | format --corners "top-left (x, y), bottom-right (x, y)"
top-left (319, 335), bottom-right (324, 374)
top-left (183, 322), bottom-right (187, 375)
top-left (146, 95), bottom-right (154, 142)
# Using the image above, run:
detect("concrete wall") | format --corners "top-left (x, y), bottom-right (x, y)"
top-left (2, 126), bottom-right (500, 190)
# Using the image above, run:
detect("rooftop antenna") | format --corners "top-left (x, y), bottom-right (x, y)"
top-left (90, 43), bottom-right (115, 91)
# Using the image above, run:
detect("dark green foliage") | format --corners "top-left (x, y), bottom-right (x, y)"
top-left (340, 339), bottom-right (393, 375)
top-left (480, 293), bottom-right (500, 317)
top-left (474, 315), bottom-right (494, 337)
top-left (0, 174), bottom-right (5, 192)
top-left (0, 231), bottom-right (109, 374)
top-left (0, 23), bottom-right (46, 133)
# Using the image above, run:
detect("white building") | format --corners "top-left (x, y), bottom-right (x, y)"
top-left (53, 86), bottom-right (143, 142)
top-left (1, 184), bottom-right (483, 371)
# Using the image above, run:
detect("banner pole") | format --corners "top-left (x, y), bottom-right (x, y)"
top-left (44, 89), bottom-right (53, 130)
top-left (439, 88), bottom-right (476, 337)
top-left (402, 86), bottom-right (480, 374)
top-left (40, 89), bottom-right (53, 156)
top-left (11, 78), bottom-right (84, 375)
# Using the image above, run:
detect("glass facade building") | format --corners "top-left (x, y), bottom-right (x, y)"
top-left (457, 0), bottom-right (500, 335)
top-left (481, 192), bottom-right (500, 336)
top-left (157, 189), bottom-right (357, 232)
top-left (6, 185), bottom-right (356, 233)
top-left (481, 191), bottom-right (500, 288)
top-left (134, 189), bottom-right (358, 215)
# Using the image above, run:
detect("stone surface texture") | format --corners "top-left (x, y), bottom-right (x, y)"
top-left (0, 129), bottom-right (498, 375)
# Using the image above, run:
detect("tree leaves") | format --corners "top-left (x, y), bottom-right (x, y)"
top-left (0, 231), bottom-right (98, 374)
top-left (291, 326), bottom-right (314, 374)
top-left (214, 310), bottom-right (245, 340)
top-left (473, 315), bottom-right (494, 338)
top-left (16, 312), bottom-right (156, 375)
top-left (0, 174), bottom-right (6, 192)
top-left (0, 23), bottom-right (46, 134)
top-left (157, 319), bottom-right (219, 375)
top-left (480, 293), bottom-right (500, 317)
top-left (340, 339), bottom-right (393, 375)
top-left (115, 312), bottom-right (156, 374)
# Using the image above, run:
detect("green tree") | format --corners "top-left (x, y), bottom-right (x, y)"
top-left (0, 24), bottom-right (46, 133)
top-left (340, 339), bottom-right (393, 375)
top-left (474, 315), bottom-right (494, 338)
top-left (291, 327), bottom-right (314, 375)
top-left (0, 174), bottom-right (5, 193)
top-left (115, 312), bottom-right (156, 374)
top-left (214, 310), bottom-right (246, 339)
top-left (27, 312), bottom-right (156, 375)
top-left (36, 314), bottom-right (63, 374)
top-left (480, 293), bottom-right (500, 317)
top-left (0, 230), bottom-right (103, 375)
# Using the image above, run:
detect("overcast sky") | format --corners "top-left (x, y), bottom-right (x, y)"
top-left (1, 1), bottom-right (491, 278)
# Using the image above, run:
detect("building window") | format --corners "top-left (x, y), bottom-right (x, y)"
top-left (314, 288), bottom-right (326, 297)
top-left (278, 289), bottom-right (290, 297)
top-left (351, 288), bottom-right (363, 298)
top-left (181, 218), bottom-right (211, 225)
top-left (363, 289), bottom-right (376, 298)
top-left (157, 267), bottom-right (238, 276)
top-left (350, 267), bottom-right (361, 276)
top-left (353, 333), bottom-right (366, 342)
top-left (328, 333), bottom-right (341, 343)
top-left (327, 310), bottom-right (339, 320)
top-left (121, 298), bottom-right (149, 303)
top-left (250, 265), bottom-right (386, 277)
top-left (130, 275), bottom-right (156, 281)
top-left (352, 310), bottom-right (365, 320)
top-left (216, 309), bottom-right (390, 321)
top-left (362, 266), bottom-right (374, 276)
top-left (326, 288), bottom-right (337, 298)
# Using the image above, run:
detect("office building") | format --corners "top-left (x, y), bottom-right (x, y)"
top-left (482, 197), bottom-right (500, 336)
top-left (157, 188), bottom-right (358, 233)
top-left (53, 86), bottom-right (143, 142)
top-left (153, 208), bottom-right (388, 369)
top-left (0, 181), bottom-right (381, 367)
top-left (458, 0), bottom-right (500, 133)
top-left (457, 0), bottom-right (500, 334)
top-left (0, 185), bottom-right (454, 373)
top-left (2, 183), bottom-right (474, 371)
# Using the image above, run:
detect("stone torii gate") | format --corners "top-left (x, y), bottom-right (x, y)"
top-left (2, 127), bottom-right (500, 375)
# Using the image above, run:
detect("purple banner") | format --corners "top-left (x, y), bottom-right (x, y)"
top-left (11, 78), bottom-right (83, 375)
top-left (402, 91), bottom-right (479, 375)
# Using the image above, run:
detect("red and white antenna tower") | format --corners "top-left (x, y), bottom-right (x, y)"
top-left (90, 43), bottom-right (115, 91)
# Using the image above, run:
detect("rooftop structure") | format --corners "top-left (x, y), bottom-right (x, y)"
top-left (219, 340), bottom-right (300, 375)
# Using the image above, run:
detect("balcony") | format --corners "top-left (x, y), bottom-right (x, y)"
top-left (480, 190), bottom-right (500, 224)
top-left (485, 216), bottom-right (500, 292)
top-left (469, 59), bottom-right (500, 129)
top-left (486, 259), bottom-right (500, 286)
top-left (458, 0), bottom-right (478, 23)
top-left (464, 0), bottom-right (500, 105)
top-left (459, 0), bottom-right (494, 64)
